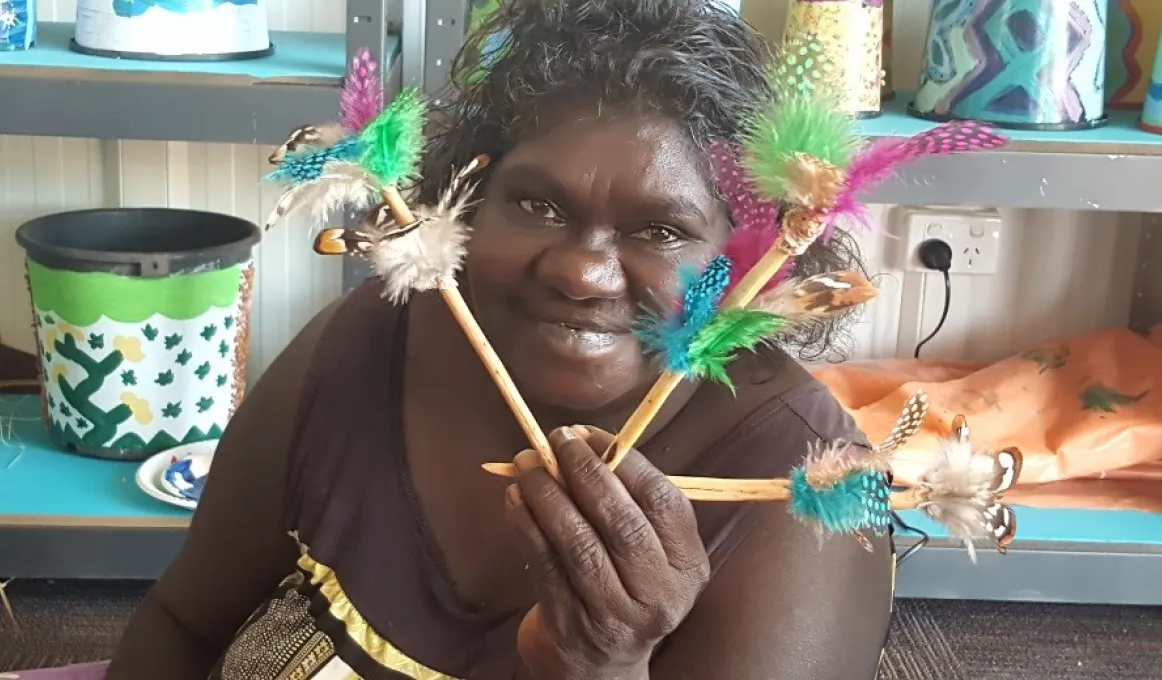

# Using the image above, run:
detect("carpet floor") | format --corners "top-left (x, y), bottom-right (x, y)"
top-left (1, 580), bottom-right (1161, 678)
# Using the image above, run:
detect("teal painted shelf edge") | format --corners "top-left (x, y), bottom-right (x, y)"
top-left (896, 506), bottom-right (1162, 548)
top-left (863, 94), bottom-right (1162, 150)
top-left (0, 22), bottom-right (400, 82)
top-left (0, 394), bottom-right (191, 521)
top-left (3, 395), bottom-right (1162, 542)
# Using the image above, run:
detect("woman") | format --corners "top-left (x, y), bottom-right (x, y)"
top-left (108, 1), bottom-right (892, 678)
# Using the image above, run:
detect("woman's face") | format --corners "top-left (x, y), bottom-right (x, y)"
top-left (466, 112), bottom-right (731, 413)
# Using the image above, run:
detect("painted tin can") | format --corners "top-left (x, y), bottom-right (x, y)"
top-left (910, 0), bottom-right (1109, 131)
top-left (784, 0), bottom-right (885, 117)
top-left (1107, 0), bottom-right (1162, 109)
top-left (71, 0), bottom-right (273, 61)
top-left (15, 209), bottom-right (259, 461)
top-left (882, 0), bottom-right (895, 101)
top-left (1138, 35), bottom-right (1162, 134)
top-left (0, 0), bottom-right (36, 51)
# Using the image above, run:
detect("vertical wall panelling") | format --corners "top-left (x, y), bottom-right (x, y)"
top-left (0, 0), bottom-right (1146, 380)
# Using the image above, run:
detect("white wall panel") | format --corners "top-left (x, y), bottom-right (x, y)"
top-left (0, 0), bottom-right (1145, 385)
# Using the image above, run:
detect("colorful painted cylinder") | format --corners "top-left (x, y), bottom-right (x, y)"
top-left (1107, 0), bottom-right (1162, 109)
top-left (0, 0), bottom-right (36, 51)
top-left (882, 0), bottom-right (895, 100)
top-left (910, 0), bottom-right (1109, 131)
top-left (15, 209), bottom-right (260, 461)
top-left (71, 0), bottom-right (273, 61)
top-left (784, 0), bottom-right (885, 117)
top-left (1138, 36), bottom-right (1162, 134)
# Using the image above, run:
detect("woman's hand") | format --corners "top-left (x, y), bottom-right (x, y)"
top-left (506, 425), bottom-right (711, 680)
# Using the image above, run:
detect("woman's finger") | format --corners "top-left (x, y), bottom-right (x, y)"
top-left (504, 483), bottom-right (583, 640)
top-left (584, 427), bottom-right (707, 576)
top-left (513, 449), bottom-right (623, 617)
top-left (551, 426), bottom-right (669, 602)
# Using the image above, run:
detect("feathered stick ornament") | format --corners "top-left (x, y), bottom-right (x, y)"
top-left (597, 42), bottom-right (864, 470)
top-left (263, 62), bottom-right (562, 481)
top-left (261, 48), bottom-right (405, 232)
top-left (485, 390), bottom-right (1024, 560)
top-left (598, 34), bottom-right (1010, 471)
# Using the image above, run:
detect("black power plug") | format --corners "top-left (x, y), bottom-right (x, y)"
top-left (913, 239), bottom-right (953, 358)
top-left (918, 239), bottom-right (953, 272)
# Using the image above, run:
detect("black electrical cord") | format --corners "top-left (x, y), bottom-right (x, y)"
top-left (913, 239), bottom-right (953, 359)
top-left (892, 511), bottom-right (931, 567)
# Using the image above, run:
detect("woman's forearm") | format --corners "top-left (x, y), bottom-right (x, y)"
top-left (106, 593), bottom-right (221, 680)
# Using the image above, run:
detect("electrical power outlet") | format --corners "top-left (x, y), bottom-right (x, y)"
top-left (899, 207), bottom-right (1004, 275)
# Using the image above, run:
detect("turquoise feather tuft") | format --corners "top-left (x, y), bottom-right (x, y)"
top-left (265, 135), bottom-right (363, 185)
top-left (788, 464), bottom-right (892, 536)
top-left (635, 255), bottom-right (733, 375)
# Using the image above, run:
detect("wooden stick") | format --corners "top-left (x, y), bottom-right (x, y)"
top-left (381, 186), bottom-right (560, 482)
top-left (482, 462), bottom-right (927, 509)
top-left (601, 372), bottom-right (685, 470)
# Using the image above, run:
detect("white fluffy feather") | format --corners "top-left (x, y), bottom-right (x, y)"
top-left (915, 439), bottom-right (1004, 562)
top-left (262, 161), bottom-right (379, 230)
top-left (369, 183), bottom-right (474, 303)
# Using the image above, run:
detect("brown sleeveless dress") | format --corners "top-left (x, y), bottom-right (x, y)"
top-left (206, 281), bottom-right (896, 680)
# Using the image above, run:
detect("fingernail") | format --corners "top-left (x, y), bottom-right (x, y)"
top-left (550, 426), bottom-right (576, 447)
top-left (571, 424), bottom-right (591, 438)
top-left (505, 484), bottom-right (522, 507)
top-left (514, 449), bottom-right (539, 473)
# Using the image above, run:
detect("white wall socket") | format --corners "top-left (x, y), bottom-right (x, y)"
top-left (898, 206), bottom-right (1004, 276)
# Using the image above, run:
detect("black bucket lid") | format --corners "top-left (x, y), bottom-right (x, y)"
top-left (16, 208), bottom-right (261, 278)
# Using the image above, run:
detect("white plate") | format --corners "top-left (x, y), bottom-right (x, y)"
top-left (135, 441), bottom-right (218, 511)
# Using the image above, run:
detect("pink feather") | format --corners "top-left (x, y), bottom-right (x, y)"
top-left (709, 141), bottom-right (794, 295)
top-left (340, 48), bottom-right (385, 132)
top-left (825, 121), bottom-right (1008, 232)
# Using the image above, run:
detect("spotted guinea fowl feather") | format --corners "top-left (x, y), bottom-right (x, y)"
top-left (341, 48), bottom-right (386, 132)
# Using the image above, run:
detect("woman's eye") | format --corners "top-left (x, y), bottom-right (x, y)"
top-left (517, 198), bottom-right (565, 224)
top-left (630, 224), bottom-right (684, 245)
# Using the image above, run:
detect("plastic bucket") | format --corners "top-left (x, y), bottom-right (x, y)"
top-left (783, 0), bottom-right (885, 118)
top-left (910, 0), bottom-right (1109, 131)
top-left (15, 208), bottom-right (260, 461)
top-left (70, 0), bottom-right (274, 62)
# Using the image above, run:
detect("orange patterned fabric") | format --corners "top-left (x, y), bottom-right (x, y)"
top-left (811, 326), bottom-right (1162, 511)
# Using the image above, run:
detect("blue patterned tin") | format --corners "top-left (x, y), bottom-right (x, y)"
top-left (909, 0), bottom-right (1109, 131)
top-left (0, 0), bottom-right (37, 51)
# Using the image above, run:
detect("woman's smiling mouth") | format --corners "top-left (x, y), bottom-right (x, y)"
top-left (525, 312), bottom-right (629, 360)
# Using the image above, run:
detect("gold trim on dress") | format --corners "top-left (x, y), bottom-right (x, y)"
top-left (297, 548), bottom-right (461, 680)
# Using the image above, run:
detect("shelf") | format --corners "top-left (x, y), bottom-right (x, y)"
top-left (0, 393), bottom-right (190, 579)
top-left (0, 22), bottom-right (402, 145)
top-left (860, 96), bottom-right (1162, 212)
top-left (893, 507), bottom-right (1162, 605)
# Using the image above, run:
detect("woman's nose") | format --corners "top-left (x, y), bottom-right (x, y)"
top-left (535, 238), bottom-right (627, 301)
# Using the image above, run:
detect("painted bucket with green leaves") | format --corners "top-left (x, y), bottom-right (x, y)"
top-left (15, 208), bottom-right (260, 461)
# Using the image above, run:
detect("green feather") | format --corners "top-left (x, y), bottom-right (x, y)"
top-left (739, 33), bottom-right (861, 201)
top-left (685, 308), bottom-right (786, 391)
top-left (358, 86), bottom-right (427, 187)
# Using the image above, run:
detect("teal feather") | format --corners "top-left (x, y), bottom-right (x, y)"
top-left (265, 135), bottom-right (363, 185)
top-left (788, 465), bottom-right (893, 535)
top-left (635, 256), bottom-right (733, 375)
top-left (684, 307), bottom-right (786, 390)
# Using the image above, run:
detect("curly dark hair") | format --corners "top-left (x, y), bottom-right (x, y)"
top-left (416, 0), bottom-right (865, 361)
